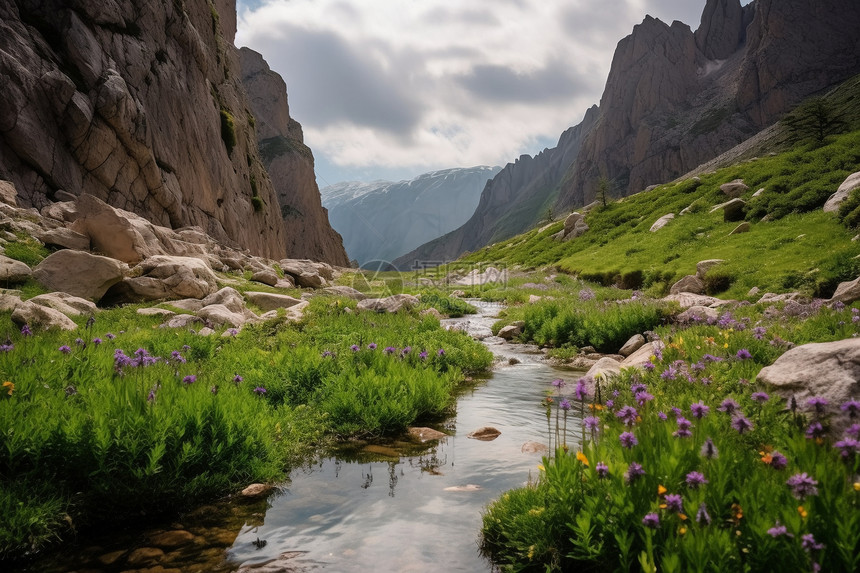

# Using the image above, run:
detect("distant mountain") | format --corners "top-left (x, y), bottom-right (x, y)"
top-left (321, 166), bottom-right (501, 266)
top-left (397, 0), bottom-right (860, 269)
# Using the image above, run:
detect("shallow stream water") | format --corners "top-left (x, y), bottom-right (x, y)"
top-left (26, 301), bottom-right (582, 573)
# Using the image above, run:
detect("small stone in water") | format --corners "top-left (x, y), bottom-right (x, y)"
top-left (467, 427), bottom-right (501, 441)
top-left (443, 484), bottom-right (483, 492)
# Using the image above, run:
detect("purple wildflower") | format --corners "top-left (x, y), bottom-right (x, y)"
top-left (660, 366), bottom-right (678, 381)
top-left (786, 473), bottom-right (819, 499)
top-left (0, 343), bottom-right (13, 353)
top-left (253, 386), bottom-right (267, 395)
top-left (653, 346), bottom-right (663, 362)
top-left (805, 421), bottom-right (826, 440)
top-left (769, 450), bottom-right (788, 470)
top-left (624, 462), bottom-right (645, 484)
top-left (630, 382), bottom-right (647, 396)
top-left (671, 406), bottom-right (682, 418)
top-left (21, 324), bottom-right (32, 337)
top-left (105, 333), bottom-right (116, 340)
top-left (583, 416), bottom-right (601, 432)
top-left (93, 337), bottom-right (103, 345)
top-left (641, 512), bottom-right (660, 529)
top-left (368, 343), bottom-right (377, 350)
top-left (807, 397), bottom-right (829, 415)
top-left (801, 533), bottom-right (824, 552)
top-left (322, 350), bottom-right (335, 358)
top-left (147, 387), bottom-right (157, 403)
top-left (59, 345), bottom-right (71, 354)
top-left (736, 348), bottom-right (752, 360)
top-left (437, 348), bottom-right (445, 356)
top-left (751, 392), bottom-right (770, 403)
top-left (171, 350), bottom-right (186, 364)
top-left (233, 374), bottom-right (243, 383)
top-left (753, 326), bottom-right (767, 340)
top-left (691, 361), bottom-right (706, 373)
top-left (643, 361), bottom-right (655, 372)
top-left (595, 462), bottom-right (609, 478)
top-left (731, 415), bottom-right (753, 434)
top-left (401, 346), bottom-right (412, 356)
top-left (182, 344), bottom-right (190, 351)
top-left (664, 494), bottom-right (683, 513)
top-left (619, 431), bottom-right (638, 449)
top-left (226, 328), bottom-right (239, 337)
top-left (605, 399), bottom-right (615, 409)
top-left (847, 424), bottom-right (860, 438)
top-left (841, 399), bottom-right (860, 418)
top-left (717, 398), bottom-right (739, 415)
top-left (74, 338), bottom-right (84, 346)
top-left (419, 350), bottom-right (428, 360)
top-left (767, 523), bottom-right (791, 538)
top-left (559, 398), bottom-right (572, 411)
top-left (210, 385), bottom-right (219, 395)
top-left (834, 437), bottom-right (860, 459)
top-left (635, 391), bottom-right (654, 406)
top-left (575, 378), bottom-right (588, 401)
top-left (702, 354), bottom-right (723, 363)
top-left (696, 503), bottom-right (711, 525)
top-left (690, 401), bottom-right (710, 419)
top-left (700, 437), bottom-right (719, 459)
top-left (616, 405), bottom-right (639, 426)
top-left (351, 344), bottom-right (360, 352)
top-left (551, 378), bottom-right (566, 389)
top-left (686, 471), bottom-right (708, 488)
top-left (182, 375), bottom-right (196, 385)
top-left (657, 411), bottom-right (668, 421)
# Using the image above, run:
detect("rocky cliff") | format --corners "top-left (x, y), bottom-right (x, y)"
top-left (556, 0), bottom-right (860, 208)
top-left (0, 0), bottom-right (347, 264)
top-left (321, 166), bottom-right (500, 266)
top-left (392, 107), bottom-right (597, 270)
top-left (238, 48), bottom-right (349, 266)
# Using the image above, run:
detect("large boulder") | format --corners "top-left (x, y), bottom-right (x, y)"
top-left (197, 304), bottom-right (252, 328)
top-left (245, 291), bottom-right (304, 312)
top-left (0, 181), bottom-right (18, 207)
top-left (585, 357), bottom-right (623, 388)
top-left (454, 266), bottom-right (507, 286)
top-left (649, 213), bottom-right (674, 232)
top-left (28, 292), bottom-right (98, 316)
top-left (201, 287), bottom-right (246, 314)
top-left (709, 198), bottom-right (746, 222)
top-left (250, 268), bottom-right (279, 286)
top-left (0, 292), bottom-right (23, 312)
top-left (11, 300), bottom-right (78, 330)
top-left (830, 276), bottom-right (860, 305)
top-left (662, 293), bottom-right (724, 308)
top-left (757, 338), bottom-right (860, 430)
top-left (563, 212), bottom-right (584, 235)
top-left (70, 194), bottom-right (152, 264)
top-left (696, 259), bottom-right (724, 279)
top-left (497, 324), bottom-right (523, 340)
top-left (670, 275), bottom-right (705, 295)
top-left (719, 179), bottom-right (749, 198)
top-left (618, 334), bottom-right (646, 357)
top-left (677, 305), bottom-right (720, 323)
top-left (621, 341), bottom-right (665, 369)
top-left (823, 171), bottom-right (860, 213)
top-left (358, 294), bottom-right (420, 313)
top-left (32, 250), bottom-right (125, 301)
top-left (323, 286), bottom-right (367, 300)
top-left (35, 227), bottom-right (90, 251)
top-left (0, 255), bottom-right (32, 283)
top-left (111, 256), bottom-right (217, 302)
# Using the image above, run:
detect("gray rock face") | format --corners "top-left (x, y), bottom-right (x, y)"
top-left (0, 181), bottom-right (17, 206)
top-left (696, 259), bottom-right (724, 278)
top-left (36, 227), bottom-right (90, 251)
top-left (695, 0), bottom-right (746, 60)
top-left (110, 255), bottom-right (217, 302)
top-left (239, 48), bottom-right (348, 266)
top-left (757, 338), bottom-right (860, 427)
top-left (28, 293), bottom-right (97, 316)
top-left (823, 171), bottom-right (860, 213)
top-left (33, 250), bottom-right (125, 301)
top-left (670, 275), bottom-right (705, 295)
top-left (0, 255), bottom-right (31, 283)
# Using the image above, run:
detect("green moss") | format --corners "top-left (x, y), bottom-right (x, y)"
top-left (219, 108), bottom-right (236, 154)
top-left (251, 195), bottom-right (264, 212)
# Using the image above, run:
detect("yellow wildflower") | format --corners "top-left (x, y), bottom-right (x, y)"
top-left (854, 482), bottom-right (860, 492)
top-left (2, 381), bottom-right (13, 396)
top-left (576, 451), bottom-right (589, 466)
top-left (657, 484), bottom-right (667, 496)
top-left (527, 545), bottom-right (535, 560)
top-left (537, 464), bottom-right (545, 472)
top-left (679, 526), bottom-right (687, 535)
top-left (679, 514), bottom-right (688, 521)
top-left (798, 505), bottom-right (808, 519)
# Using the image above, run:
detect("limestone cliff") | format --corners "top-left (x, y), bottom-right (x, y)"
top-left (238, 48), bottom-right (348, 266)
top-left (0, 0), bottom-right (347, 264)
top-left (556, 0), bottom-right (860, 209)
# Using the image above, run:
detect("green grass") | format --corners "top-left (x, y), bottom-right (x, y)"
top-left (0, 296), bottom-right (492, 560)
top-left (460, 130), bottom-right (860, 300)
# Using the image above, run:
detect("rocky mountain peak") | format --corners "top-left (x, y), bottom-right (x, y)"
top-left (694, 0), bottom-right (746, 60)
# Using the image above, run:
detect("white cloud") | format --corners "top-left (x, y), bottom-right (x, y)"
top-left (236, 1), bottom-right (726, 183)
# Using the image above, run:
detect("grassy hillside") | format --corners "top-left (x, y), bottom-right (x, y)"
top-left (460, 129), bottom-right (860, 300)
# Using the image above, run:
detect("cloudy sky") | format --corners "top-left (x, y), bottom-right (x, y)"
top-left (236, 1), bottom-right (721, 187)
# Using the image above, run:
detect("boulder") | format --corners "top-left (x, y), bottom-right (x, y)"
top-left (0, 255), bottom-right (32, 283)
top-left (497, 324), bottom-right (523, 340)
top-left (245, 291), bottom-right (304, 312)
top-left (720, 179), bottom-right (749, 198)
top-left (35, 227), bottom-right (90, 251)
top-left (618, 334), bottom-right (646, 357)
top-left (323, 286), bottom-right (367, 300)
top-left (160, 299), bottom-right (205, 313)
top-left (467, 427), bottom-right (501, 441)
top-left (407, 427), bottom-right (449, 442)
top-left (28, 292), bottom-right (97, 316)
top-left (250, 269), bottom-right (279, 286)
top-left (274, 277), bottom-right (296, 289)
top-left (621, 341), bottom-right (665, 368)
top-left (0, 181), bottom-right (18, 206)
top-left (649, 213), bottom-right (675, 232)
top-left (521, 441), bottom-right (549, 454)
top-left (161, 314), bottom-right (204, 329)
top-left (137, 308), bottom-right (175, 317)
top-left (201, 288), bottom-right (246, 314)
top-left (709, 198), bottom-right (746, 222)
top-left (565, 218), bottom-right (590, 240)
top-left (585, 357), bottom-right (622, 385)
top-left (0, 292), bottom-right (23, 312)
top-left (729, 222), bottom-right (751, 235)
top-left (677, 305), bottom-right (720, 323)
top-left (70, 194), bottom-right (150, 264)
top-left (563, 212), bottom-right (584, 235)
top-left (117, 256), bottom-right (217, 301)
top-left (830, 276), bottom-right (860, 305)
top-left (757, 292), bottom-right (807, 305)
top-left (663, 293), bottom-right (724, 308)
top-left (696, 259), bottom-right (724, 279)
top-left (296, 272), bottom-right (325, 289)
top-left (11, 301), bottom-right (78, 330)
top-left (32, 250), bottom-right (125, 301)
top-left (197, 304), bottom-right (250, 328)
top-left (40, 201), bottom-right (78, 223)
top-left (454, 266), bottom-right (507, 286)
top-left (670, 275), bottom-right (705, 295)
top-left (823, 171), bottom-right (860, 213)
top-left (357, 294), bottom-right (420, 313)
top-left (757, 338), bottom-right (860, 431)
top-left (240, 483), bottom-right (274, 499)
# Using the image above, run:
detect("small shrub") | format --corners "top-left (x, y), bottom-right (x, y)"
top-left (251, 195), bottom-right (264, 212)
top-left (219, 108), bottom-right (236, 154)
top-left (703, 269), bottom-right (736, 295)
